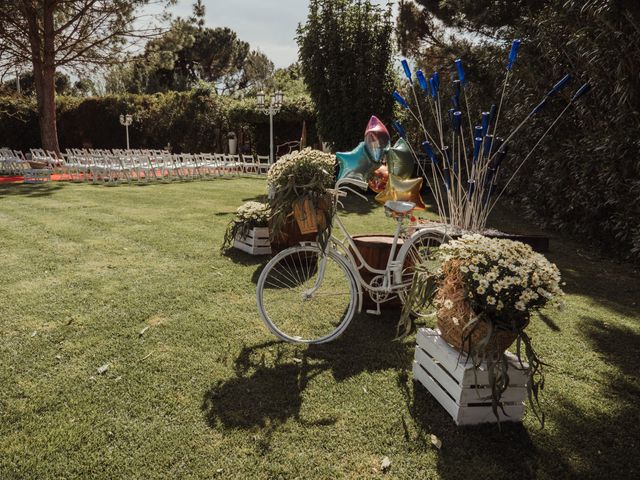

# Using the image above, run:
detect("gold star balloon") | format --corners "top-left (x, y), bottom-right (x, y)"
top-left (336, 141), bottom-right (378, 184)
top-left (386, 138), bottom-right (415, 179)
top-left (375, 174), bottom-right (426, 210)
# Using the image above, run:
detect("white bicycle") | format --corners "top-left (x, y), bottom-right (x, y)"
top-left (256, 178), bottom-right (449, 344)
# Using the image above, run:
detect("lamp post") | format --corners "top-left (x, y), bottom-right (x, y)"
top-left (256, 89), bottom-right (284, 163)
top-left (119, 114), bottom-right (133, 150)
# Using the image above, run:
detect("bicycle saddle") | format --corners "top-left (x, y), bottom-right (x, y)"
top-left (384, 200), bottom-right (415, 215)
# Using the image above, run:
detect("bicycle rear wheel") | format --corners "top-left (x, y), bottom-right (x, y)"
top-left (256, 245), bottom-right (358, 344)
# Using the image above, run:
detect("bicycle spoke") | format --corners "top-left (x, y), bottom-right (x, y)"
top-left (257, 246), bottom-right (356, 344)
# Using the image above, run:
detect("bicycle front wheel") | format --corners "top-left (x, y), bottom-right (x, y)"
top-left (256, 245), bottom-right (358, 344)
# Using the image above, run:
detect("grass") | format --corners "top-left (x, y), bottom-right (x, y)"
top-left (0, 177), bottom-right (638, 479)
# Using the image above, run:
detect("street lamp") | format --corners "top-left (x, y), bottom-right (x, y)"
top-left (119, 114), bottom-right (133, 150)
top-left (256, 89), bottom-right (284, 163)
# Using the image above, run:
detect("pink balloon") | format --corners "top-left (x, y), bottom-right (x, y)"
top-left (364, 115), bottom-right (390, 162)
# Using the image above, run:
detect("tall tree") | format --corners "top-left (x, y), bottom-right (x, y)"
top-left (0, 1), bottom-right (163, 152)
top-left (297, 0), bottom-right (395, 150)
top-left (106, 20), bottom-right (272, 96)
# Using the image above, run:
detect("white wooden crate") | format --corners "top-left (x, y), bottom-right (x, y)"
top-left (233, 227), bottom-right (272, 255)
top-left (413, 327), bottom-right (529, 426)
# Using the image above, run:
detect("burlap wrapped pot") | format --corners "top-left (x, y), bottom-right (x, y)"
top-left (435, 260), bottom-right (518, 357)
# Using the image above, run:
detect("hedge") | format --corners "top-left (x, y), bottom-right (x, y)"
top-left (0, 89), bottom-right (317, 155)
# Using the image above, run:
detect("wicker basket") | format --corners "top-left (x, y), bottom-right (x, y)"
top-left (292, 195), bottom-right (330, 235)
top-left (435, 260), bottom-right (518, 357)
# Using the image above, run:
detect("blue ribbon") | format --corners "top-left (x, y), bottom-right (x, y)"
top-left (429, 77), bottom-right (437, 98)
top-left (571, 82), bottom-right (591, 101)
top-left (481, 112), bottom-right (490, 136)
top-left (392, 120), bottom-right (406, 139)
top-left (392, 91), bottom-right (409, 109)
top-left (452, 111), bottom-right (462, 133)
top-left (421, 140), bottom-right (437, 163)
top-left (507, 39), bottom-right (521, 71)
top-left (401, 59), bottom-right (412, 81)
top-left (483, 135), bottom-right (493, 155)
top-left (472, 137), bottom-right (482, 163)
top-left (454, 59), bottom-right (466, 86)
top-left (416, 70), bottom-right (428, 92)
top-left (489, 104), bottom-right (497, 127)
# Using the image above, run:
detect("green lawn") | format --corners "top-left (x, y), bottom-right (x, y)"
top-left (1, 177), bottom-right (638, 479)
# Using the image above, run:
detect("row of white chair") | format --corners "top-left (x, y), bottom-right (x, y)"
top-left (1, 148), bottom-right (273, 184)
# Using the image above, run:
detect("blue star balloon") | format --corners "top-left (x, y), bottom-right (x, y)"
top-left (336, 141), bottom-right (378, 184)
top-left (386, 138), bottom-right (415, 179)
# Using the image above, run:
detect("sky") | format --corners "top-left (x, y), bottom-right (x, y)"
top-left (149, 0), bottom-right (394, 68)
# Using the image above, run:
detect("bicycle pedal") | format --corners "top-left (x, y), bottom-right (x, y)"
top-left (365, 309), bottom-right (381, 316)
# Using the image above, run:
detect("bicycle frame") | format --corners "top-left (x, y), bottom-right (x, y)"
top-left (329, 212), bottom-right (408, 295)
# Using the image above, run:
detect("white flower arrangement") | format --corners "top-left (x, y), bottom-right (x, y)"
top-left (222, 201), bottom-right (270, 251)
top-left (267, 148), bottom-right (337, 248)
top-left (400, 234), bottom-right (564, 426)
top-left (267, 147), bottom-right (336, 191)
top-left (437, 234), bottom-right (564, 321)
top-left (233, 201), bottom-right (270, 228)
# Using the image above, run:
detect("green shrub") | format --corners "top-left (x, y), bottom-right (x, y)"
top-left (0, 91), bottom-right (316, 155)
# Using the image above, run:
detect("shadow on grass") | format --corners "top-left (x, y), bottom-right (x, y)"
top-left (402, 315), bottom-right (640, 479)
top-left (222, 248), bottom-right (269, 267)
top-left (526, 318), bottom-right (640, 478)
top-left (241, 194), bottom-right (268, 203)
top-left (0, 182), bottom-right (65, 198)
top-left (399, 364), bottom-right (540, 478)
top-left (201, 312), bottom-right (412, 450)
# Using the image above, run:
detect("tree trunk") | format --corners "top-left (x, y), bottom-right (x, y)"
top-left (39, 1), bottom-right (60, 153)
top-left (38, 64), bottom-right (60, 153)
top-left (27, 0), bottom-right (59, 154)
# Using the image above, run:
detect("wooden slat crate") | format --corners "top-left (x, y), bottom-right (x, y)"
top-left (413, 327), bottom-right (529, 426)
top-left (233, 227), bottom-right (272, 255)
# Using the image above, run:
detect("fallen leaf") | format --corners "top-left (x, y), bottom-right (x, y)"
top-left (430, 434), bottom-right (442, 449)
top-left (97, 363), bottom-right (110, 374)
top-left (139, 351), bottom-right (154, 362)
top-left (380, 456), bottom-right (391, 472)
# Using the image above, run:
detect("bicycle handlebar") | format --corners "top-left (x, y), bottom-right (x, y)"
top-left (335, 177), bottom-right (368, 190)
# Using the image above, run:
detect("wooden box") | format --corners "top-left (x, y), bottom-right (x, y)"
top-left (233, 227), bottom-right (272, 255)
top-left (413, 328), bottom-right (529, 426)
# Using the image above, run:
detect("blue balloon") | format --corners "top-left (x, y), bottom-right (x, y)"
top-left (336, 142), bottom-right (378, 184)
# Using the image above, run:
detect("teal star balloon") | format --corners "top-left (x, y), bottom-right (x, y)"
top-left (387, 138), bottom-right (415, 179)
top-left (336, 141), bottom-right (378, 183)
